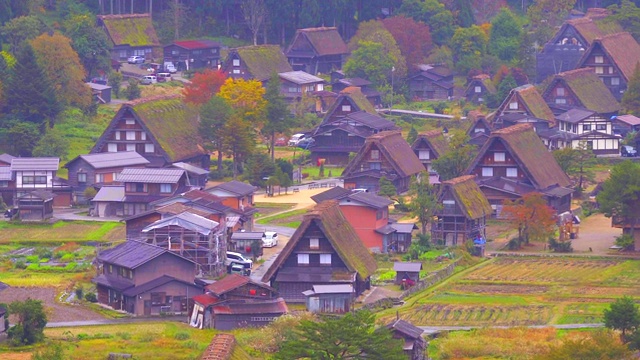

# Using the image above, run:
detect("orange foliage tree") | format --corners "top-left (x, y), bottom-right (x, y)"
top-left (218, 78), bottom-right (266, 125)
top-left (502, 193), bottom-right (556, 248)
top-left (381, 15), bottom-right (432, 71)
top-left (183, 69), bottom-right (226, 104)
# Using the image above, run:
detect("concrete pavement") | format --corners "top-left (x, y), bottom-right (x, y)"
top-left (53, 208), bottom-right (121, 222)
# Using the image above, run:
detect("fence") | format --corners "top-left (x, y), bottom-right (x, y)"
top-left (361, 259), bottom-right (460, 311)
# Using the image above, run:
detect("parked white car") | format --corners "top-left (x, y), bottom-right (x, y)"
top-left (288, 133), bottom-right (306, 146)
top-left (262, 231), bottom-right (278, 247)
top-left (140, 75), bottom-right (157, 85)
top-left (225, 251), bottom-right (253, 268)
top-left (127, 55), bottom-right (145, 64)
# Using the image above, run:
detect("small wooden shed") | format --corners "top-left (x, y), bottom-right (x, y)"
top-left (387, 319), bottom-right (427, 360)
top-left (17, 190), bottom-right (55, 221)
top-left (393, 262), bottom-right (422, 285)
top-left (230, 231), bottom-right (264, 258)
top-left (302, 284), bottom-right (354, 314)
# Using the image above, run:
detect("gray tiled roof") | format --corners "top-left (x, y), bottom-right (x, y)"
top-left (311, 186), bottom-right (352, 203)
top-left (92, 186), bottom-right (125, 202)
top-left (346, 192), bottom-right (393, 209)
top-left (0, 167), bottom-right (11, 181)
top-left (279, 71), bottom-right (324, 84)
top-left (98, 240), bottom-right (193, 269)
top-left (10, 157), bottom-right (59, 171)
top-left (73, 151), bottom-right (150, 169)
top-left (142, 212), bottom-right (219, 236)
top-left (393, 262), bottom-right (423, 272)
top-left (0, 153), bottom-right (15, 164)
top-left (117, 168), bottom-right (185, 183)
top-left (305, 284), bottom-right (353, 295)
top-left (210, 180), bottom-right (256, 196)
top-left (231, 231), bottom-right (264, 240)
top-left (555, 108), bottom-right (597, 124)
top-left (390, 223), bottom-right (417, 234)
top-left (123, 275), bottom-right (198, 297)
top-left (387, 319), bottom-right (424, 339)
top-left (171, 162), bottom-right (210, 175)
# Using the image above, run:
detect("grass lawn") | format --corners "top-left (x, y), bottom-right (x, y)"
top-left (377, 256), bottom-right (640, 327)
top-left (302, 166), bottom-right (344, 179)
top-left (0, 221), bottom-right (125, 243)
top-left (256, 209), bottom-right (308, 225)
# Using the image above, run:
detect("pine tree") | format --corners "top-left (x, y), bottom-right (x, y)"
top-left (407, 126), bottom-right (418, 145)
top-left (378, 176), bottom-right (397, 198)
top-left (622, 63), bottom-right (640, 116)
top-left (263, 72), bottom-right (293, 160)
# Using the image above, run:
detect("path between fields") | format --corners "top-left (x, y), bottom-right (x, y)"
top-left (418, 323), bottom-right (604, 335)
top-left (45, 316), bottom-right (187, 328)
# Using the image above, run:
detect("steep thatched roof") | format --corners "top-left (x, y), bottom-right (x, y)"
top-left (543, 68), bottom-right (620, 114)
top-left (261, 201), bottom-right (377, 283)
top-left (233, 45), bottom-right (293, 81)
top-left (413, 130), bottom-right (449, 158)
top-left (287, 27), bottom-right (348, 56)
top-left (441, 175), bottom-right (492, 220)
top-left (97, 14), bottom-right (159, 47)
top-left (579, 32), bottom-right (640, 82)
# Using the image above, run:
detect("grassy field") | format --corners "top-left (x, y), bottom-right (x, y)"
top-left (0, 221), bottom-right (125, 243)
top-left (377, 256), bottom-right (640, 327)
top-left (255, 209), bottom-right (308, 226)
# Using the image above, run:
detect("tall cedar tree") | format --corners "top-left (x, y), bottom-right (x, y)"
top-left (200, 95), bottom-right (232, 170)
top-left (263, 72), bottom-right (293, 161)
top-left (622, 63), bottom-right (640, 116)
top-left (62, 14), bottom-right (112, 77)
top-left (488, 7), bottom-right (522, 62)
top-left (552, 142), bottom-right (595, 191)
top-left (407, 126), bottom-right (418, 145)
top-left (432, 131), bottom-right (477, 181)
top-left (597, 161), bottom-right (640, 237)
top-left (502, 192), bottom-right (556, 248)
top-left (31, 32), bottom-right (92, 110)
top-left (5, 44), bottom-right (59, 127)
top-left (378, 176), bottom-right (397, 198)
top-left (381, 16), bottom-right (432, 71)
top-left (276, 310), bottom-right (405, 360)
top-left (408, 172), bottom-right (439, 235)
top-left (183, 69), bottom-right (227, 104)
top-left (604, 296), bottom-right (640, 340)
top-left (223, 115), bottom-right (256, 179)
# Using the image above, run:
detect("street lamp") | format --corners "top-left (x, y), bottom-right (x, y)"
top-left (390, 66), bottom-right (396, 112)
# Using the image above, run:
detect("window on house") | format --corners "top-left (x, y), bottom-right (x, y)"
top-left (233, 69), bottom-right (240, 74)
top-left (145, 143), bottom-right (155, 153)
top-left (160, 184), bottom-right (172, 193)
top-left (306, 85), bottom-right (315, 92)
top-left (126, 143), bottom-right (135, 151)
top-left (443, 199), bottom-right (455, 212)
top-left (297, 253), bottom-right (309, 265)
top-left (310, 238), bottom-right (319, 249)
top-left (583, 124), bottom-right (592, 132)
top-left (509, 102), bottom-right (518, 110)
top-left (595, 55), bottom-right (604, 63)
top-left (288, 87), bottom-right (297, 92)
top-left (609, 67), bottom-right (614, 74)
top-left (126, 131), bottom-right (135, 140)
top-left (77, 173), bottom-right (87, 183)
top-left (342, 105), bottom-right (351, 112)
top-left (232, 59), bottom-right (240, 66)
top-left (320, 254), bottom-right (332, 265)
top-left (555, 98), bottom-right (566, 104)
top-left (151, 292), bottom-right (166, 305)
top-left (596, 124), bottom-right (607, 131)
top-left (193, 50), bottom-right (203, 55)
top-left (586, 141), bottom-right (593, 150)
top-left (418, 150), bottom-right (430, 160)
top-left (171, 50), bottom-right (179, 55)
top-left (317, 84), bottom-right (324, 91)
top-left (474, 86), bottom-right (481, 93)
top-left (506, 168), bottom-right (518, 177)
top-left (494, 152), bottom-right (505, 162)
top-left (557, 87), bottom-right (565, 96)
top-left (560, 122), bottom-right (565, 131)
top-left (370, 150), bottom-right (380, 160)
top-left (141, 132), bottom-right (146, 140)
top-left (125, 118), bottom-right (135, 125)
top-left (482, 167), bottom-right (494, 177)
top-left (108, 264), bottom-right (113, 273)
top-left (115, 132), bottom-right (121, 140)
top-left (369, 162), bottom-right (381, 170)
top-left (126, 183), bottom-right (147, 193)
top-left (612, 77), bottom-right (620, 85)
top-left (107, 143), bottom-right (117, 152)
top-left (22, 176), bottom-right (47, 185)
top-left (595, 66), bottom-right (604, 74)
top-left (95, 173), bottom-right (105, 183)
top-left (0, 181), bottom-right (8, 187)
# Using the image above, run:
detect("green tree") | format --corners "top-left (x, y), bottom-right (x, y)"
top-left (200, 95), bottom-right (232, 170)
top-left (263, 72), bottom-right (293, 161)
top-left (451, 25), bottom-right (489, 73)
top-left (488, 7), bottom-right (523, 62)
top-left (398, 0), bottom-right (454, 46)
top-left (408, 172), bottom-right (438, 235)
top-left (432, 131), bottom-right (477, 181)
top-left (552, 142), bottom-right (594, 192)
top-left (276, 310), bottom-right (405, 360)
top-left (1, 15), bottom-right (47, 52)
top-left (32, 344), bottom-right (65, 360)
top-left (407, 126), bottom-right (418, 146)
top-left (608, 1), bottom-right (640, 43)
top-left (4, 121), bottom-right (41, 157)
top-left (344, 41), bottom-right (397, 88)
top-left (455, 0), bottom-right (475, 27)
top-left (7, 298), bottom-right (47, 345)
top-left (224, 115), bottom-right (257, 179)
top-left (109, 72), bottom-right (123, 99)
top-left (488, 74), bottom-right (517, 108)
top-left (537, 329), bottom-right (633, 360)
top-left (622, 63), bottom-right (640, 116)
top-left (61, 14), bottom-right (112, 77)
top-left (277, 166), bottom-right (293, 194)
top-left (527, 0), bottom-right (577, 44)
top-left (378, 176), bottom-right (397, 198)
top-left (604, 296), bottom-right (640, 340)
top-left (596, 161), bottom-right (640, 237)
top-left (32, 128), bottom-right (69, 159)
top-left (244, 152), bottom-right (275, 187)
top-left (125, 78), bottom-right (141, 100)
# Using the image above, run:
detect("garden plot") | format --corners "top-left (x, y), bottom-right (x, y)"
top-left (378, 257), bottom-right (640, 327)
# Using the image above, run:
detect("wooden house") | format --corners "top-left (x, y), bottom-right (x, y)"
top-left (4, 157), bottom-right (72, 207)
top-left (431, 175), bottom-right (492, 246)
top-left (542, 68), bottom-right (620, 117)
top-left (277, 71), bottom-right (325, 102)
top-left (163, 40), bottom-right (221, 71)
top-left (0, 156), bottom-right (13, 206)
top-left (342, 131), bottom-right (424, 194)
top-left (466, 111), bottom-right (492, 147)
top-left (411, 130), bottom-right (449, 175)
top-left (91, 168), bottom-right (189, 217)
top-left (17, 190), bottom-right (54, 221)
top-left (310, 87), bottom-right (396, 165)
top-left (331, 73), bottom-right (382, 108)
top-left (538, 108), bottom-right (619, 154)
top-left (393, 262), bottom-right (422, 285)
top-left (286, 27), bottom-right (348, 74)
top-left (221, 45), bottom-right (293, 82)
top-left (613, 114), bottom-right (640, 137)
top-left (142, 211), bottom-right (226, 276)
top-left (464, 74), bottom-right (496, 104)
top-left (206, 180), bottom-right (258, 231)
top-left (93, 240), bottom-right (201, 316)
top-left (493, 84), bottom-right (555, 132)
top-left (91, 95), bottom-right (210, 169)
top-left (97, 14), bottom-right (160, 61)
top-left (261, 200), bottom-right (377, 303)
top-left (535, 14), bottom-right (622, 83)
top-left (303, 284), bottom-right (354, 314)
top-left (576, 32), bottom-right (640, 101)
top-left (64, 151), bottom-right (150, 204)
top-left (407, 64), bottom-right (454, 101)
top-left (190, 274), bottom-right (285, 330)
top-left (386, 319), bottom-right (427, 360)
top-left (468, 124), bottom-right (573, 215)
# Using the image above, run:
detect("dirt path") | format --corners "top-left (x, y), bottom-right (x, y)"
top-left (571, 213), bottom-right (621, 254)
top-left (0, 287), bottom-right (106, 323)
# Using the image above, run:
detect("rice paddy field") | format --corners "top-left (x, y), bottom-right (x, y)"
top-left (378, 256), bottom-right (640, 327)
top-left (0, 221), bottom-right (125, 243)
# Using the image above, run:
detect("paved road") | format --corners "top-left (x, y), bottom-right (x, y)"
top-left (53, 208), bottom-right (121, 222)
top-left (46, 316), bottom-right (188, 328)
top-left (418, 323), bottom-right (604, 336)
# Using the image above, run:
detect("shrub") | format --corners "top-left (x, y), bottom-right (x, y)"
top-left (60, 253), bottom-right (75, 262)
top-left (174, 332), bottom-right (190, 340)
top-left (84, 293), bottom-right (97, 303)
top-left (14, 260), bottom-right (26, 269)
top-left (376, 270), bottom-right (396, 283)
top-left (183, 340), bottom-right (200, 349)
top-left (116, 332), bottom-right (131, 340)
top-left (34, 248), bottom-right (52, 259)
top-left (77, 333), bottom-right (89, 340)
top-left (75, 287), bottom-right (83, 300)
top-left (83, 187), bottom-right (97, 200)
top-left (138, 332), bottom-right (154, 342)
top-left (616, 234), bottom-right (635, 251)
top-left (25, 255), bottom-right (39, 263)
top-left (548, 237), bottom-right (573, 253)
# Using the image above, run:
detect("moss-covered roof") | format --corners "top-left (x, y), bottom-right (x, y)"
top-left (262, 200), bottom-right (377, 282)
top-left (340, 87), bottom-right (377, 114)
top-left (233, 45), bottom-right (293, 81)
top-left (98, 14), bottom-right (159, 47)
top-left (544, 68), bottom-right (620, 114)
top-left (128, 95), bottom-right (206, 162)
top-left (585, 32), bottom-right (640, 82)
top-left (442, 175), bottom-right (492, 220)
top-left (414, 130), bottom-right (449, 158)
top-left (567, 17), bottom-right (623, 45)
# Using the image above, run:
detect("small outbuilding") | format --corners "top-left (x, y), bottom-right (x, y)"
top-left (387, 319), bottom-right (427, 360)
top-left (86, 82), bottom-right (112, 104)
top-left (17, 190), bottom-right (55, 221)
top-left (303, 284), bottom-right (354, 314)
top-left (393, 262), bottom-right (422, 286)
top-left (230, 231), bottom-right (264, 258)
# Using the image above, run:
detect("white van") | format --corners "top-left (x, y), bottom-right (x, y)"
top-left (141, 75), bottom-right (157, 85)
top-left (288, 133), bottom-right (306, 146)
top-left (164, 62), bottom-right (177, 73)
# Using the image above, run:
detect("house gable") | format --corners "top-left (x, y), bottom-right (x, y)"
top-left (542, 68), bottom-right (620, 114)
top-left (222, 45), bottom-right (293, 81)
top-left (97, 14), bottom-right (160, 47)
top-left (496, 85), bottom-right (555, 126)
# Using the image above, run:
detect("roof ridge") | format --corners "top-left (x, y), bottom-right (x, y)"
top-left (98, 13), bottom-right (151, 19)
top-left (444, 174), bottom-right (476, 185)
top-left (419, 129), bottom-right (444, 137)
top-left (126, 94), bottom-right (182, 107)
top-left (298, 26), bottom-right (339, 32)
top-left (595, 31), bottom-right (632, 41)
top-left (493, 123), bottom-right (533, 134)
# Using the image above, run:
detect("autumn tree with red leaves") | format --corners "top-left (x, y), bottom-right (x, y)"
top-left (183, 69), bottom-right (226, 104)
top-left (381, 16), bottom-right (432, 71)
top-left (502, 193), bottom-right (556, 249)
